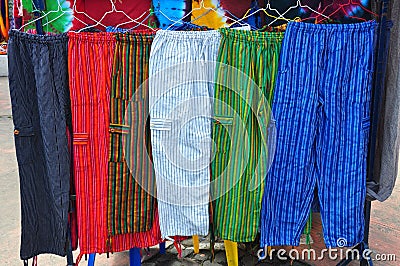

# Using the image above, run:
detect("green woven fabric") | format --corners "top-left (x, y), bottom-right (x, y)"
top-left (212, 28), bottom-right (284, 242)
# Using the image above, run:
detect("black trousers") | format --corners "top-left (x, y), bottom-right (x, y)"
top-left (8, 31), bottom-right (71, 260)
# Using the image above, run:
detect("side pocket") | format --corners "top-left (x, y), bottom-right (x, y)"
top-left (212, 115), bottom-right (234, 154)
top-left (14, 126), bottom-right (35, 165)
top-left (109, 123), bottom-right (130, 163)
top-left (72, 132), bottom-right (89, 172)
top-left (149, 117), bottom-right (173, 155)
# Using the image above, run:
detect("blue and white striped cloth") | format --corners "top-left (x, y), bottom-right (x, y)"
top-left (149, 30), bottom-right (221, 238)
top-left (261, 21), bottom-right (377, 248)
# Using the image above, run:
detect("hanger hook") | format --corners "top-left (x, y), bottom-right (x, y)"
top-left (110, 0), bottom-right (116, 10)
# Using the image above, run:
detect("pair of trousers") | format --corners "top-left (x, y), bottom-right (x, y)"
top-left (211, 28), bottom-right (284, 242)
top-left (261, 21), bottom-right (377, 248)
top-left (68, 32), bottom-right (162, 260)
top-left (149, 30), bottom-right (221, 238)
top-left (8, 31), bottom-right (71, 260)
top-left (108, 31), bottom-right (157, 236)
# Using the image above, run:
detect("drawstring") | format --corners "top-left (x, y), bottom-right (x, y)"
top-left (145, 247), bottom-right (151, 256)
top-left (106, 234), bottom-right (113, 258)
top-left (22, 257), bottom-right (37, 266)
top-left (174, 238), bottom-right (182, 258)
top-left (75, 253), bottom-right (84, 266)
top-left (173, 239), bottom-right (182, 258)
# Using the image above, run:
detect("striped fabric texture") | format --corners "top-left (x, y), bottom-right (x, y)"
top-left (260, 21), bottom-right (377, 248)
top-left (108, 31), bottom-right (157, 235)
top-left (68, 32), bottom-right (162, 258)
top-left (212, 28), bottom-right (284, 242)
top-left (149, 30), bottom-right (221, 238)
top-left (8, 31), bottom-right (72, 260)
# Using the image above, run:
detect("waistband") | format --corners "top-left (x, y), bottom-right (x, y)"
top-left (68, 32), bottom-right (115, 43)
top-left (106, 26), bottom-right (158, 33)
top-left (115, 30), bottom-right (157, 43)
top-left (9, 30), bottom-right (68, 43)
top-left (287, 20), bottom-right (377, 32)
top-left (219, 28), bottom-right (284, 42)
top-left (155, 29), bottom-right (221, 40)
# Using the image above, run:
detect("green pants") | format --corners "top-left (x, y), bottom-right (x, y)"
top-left (212, 28), bottom-right (284, 242)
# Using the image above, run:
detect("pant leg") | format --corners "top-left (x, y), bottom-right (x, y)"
top-left (212, 29), bottom-right (284, 242)
top-left (8, 31), bottom-right (70, 260)
top-left (108, 32), bottom-right (157, 236)
top-left (260, 23), bottom-right (320, 247)
top-left (317, 21), bottom-right (377, 247)
top-left (32, 35), bottom-right (71, 251)
top-left (149, 30), bottom-right (220, 238)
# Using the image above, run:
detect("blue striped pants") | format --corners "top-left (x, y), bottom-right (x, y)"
top-left (149, 30), bottom-right (221, 238)
top-left (261, 21), bottom-right (377, 248)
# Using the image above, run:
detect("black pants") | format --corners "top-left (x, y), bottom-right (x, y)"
top-left (8, 31), bottom-right (71, 260)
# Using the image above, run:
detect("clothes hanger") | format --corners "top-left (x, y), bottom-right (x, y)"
top-left (258, 16), bottom-right (300, 32)
top-left (114, 8), bottom-right (152, 29)
top-left (300, 0), bottom-right (335, 23)
top-left (166, 0), bottom-right (230, 30)
top-left (348, 0), bottom-right (379, 18)
top-left (15, 0), bottom-right (89, 33)
top-left (78, 0), bottom-right (155, 32)
top-left (110, 1), bottom-right (156, 31)
top-left (268, 0), bottom-right (330, 26)
top-left (71, 0), bottom-right (105, 28)
top-left (77, 1), bottom-right (119, 32)
top-left (127, 11), bottom-right (154, 31)
top-left (41, 0), bottom-right (74, 29)
top-left (106, 0), bottom-right (156, 31)
top-left (227, 1), bottom-right (290, 29)
top-left (219, 6), bottom-right (257, 29)
top-left (14, 2), bottom-right (52, 31)
top-left (184, 0), bottom-right (254, 30)
top-left (261, 0), bottom-right (292, 23)
top-left (265, 0), bottom-right (288, 21)
top-left (315, 5), bottom-right (364, 23)
top-left (326, 4), bottom-right (366, 23)
top-left (315, 0), bottom-right (378, 23)
top-left (124, 6), bottom-right (158, 32)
